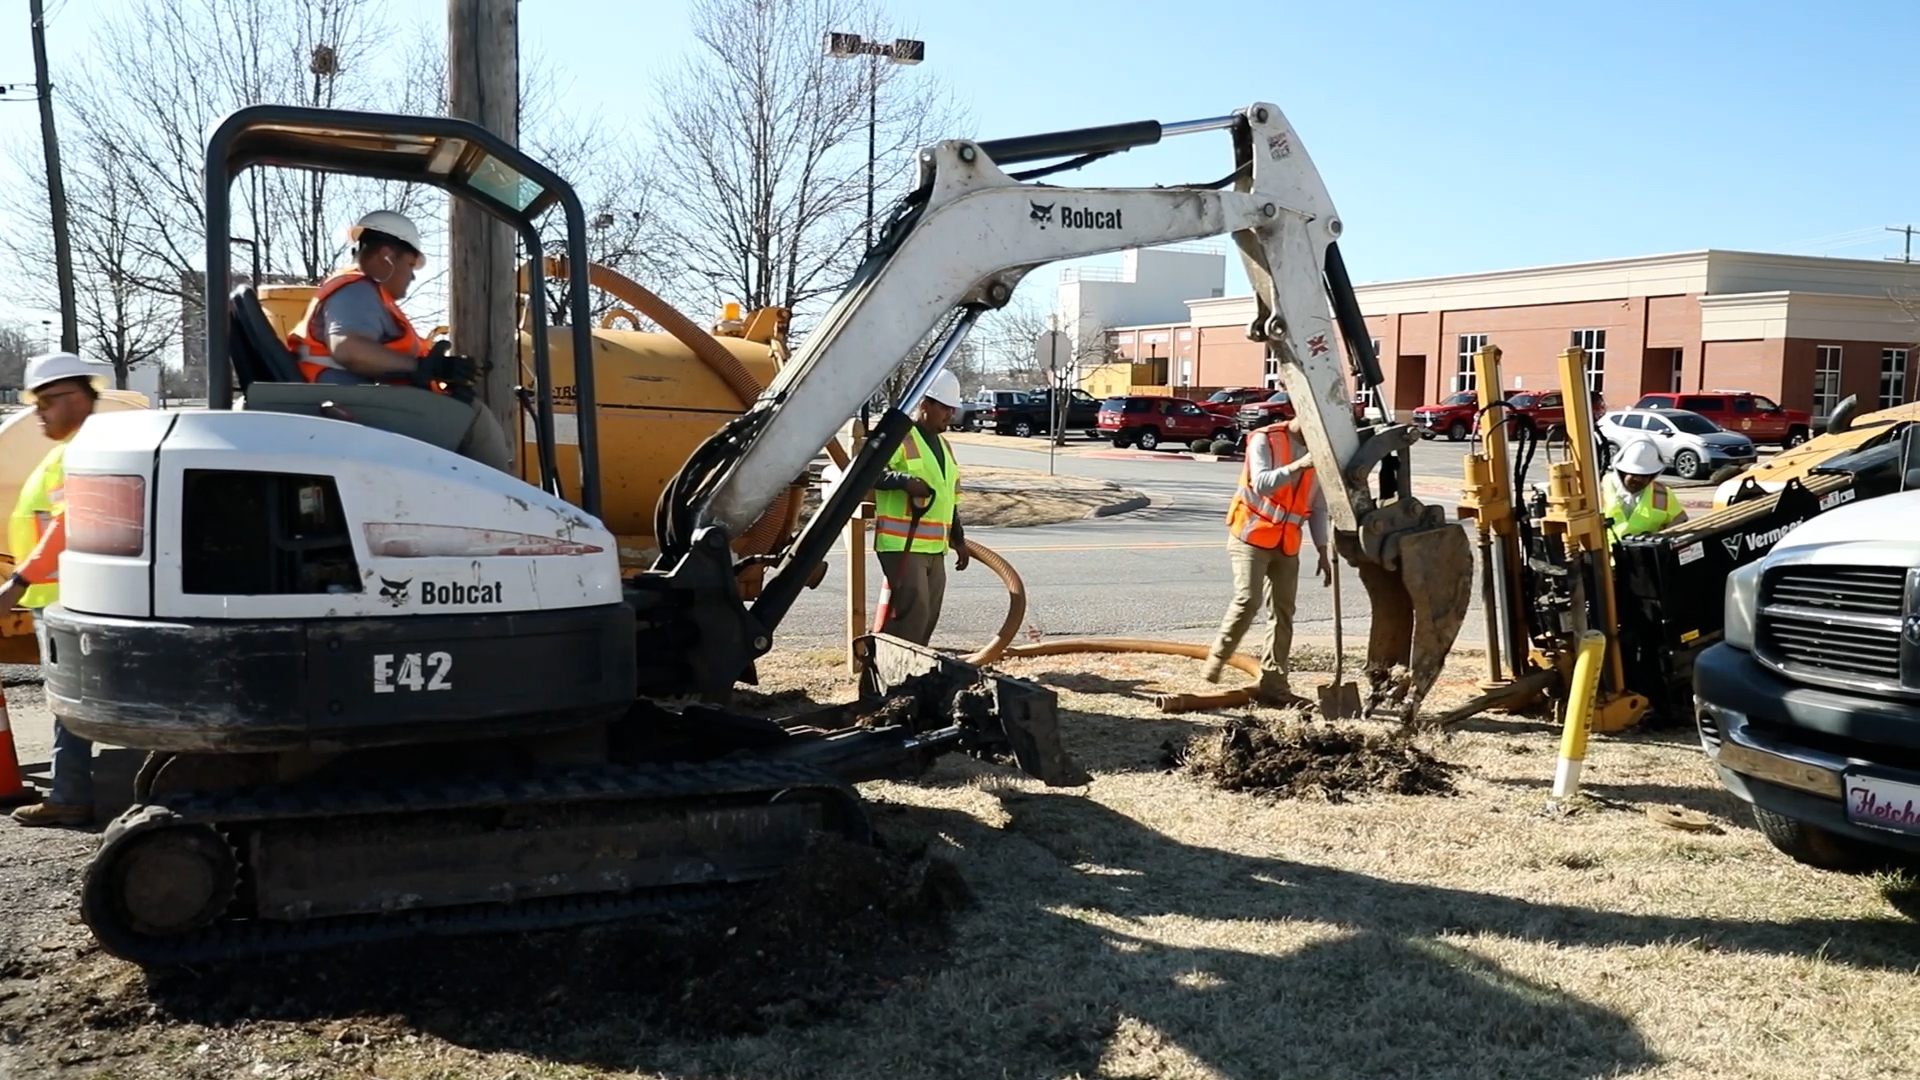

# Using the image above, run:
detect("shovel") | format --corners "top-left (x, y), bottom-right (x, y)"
top-left (1318, 552), bottom-right (1363, 720)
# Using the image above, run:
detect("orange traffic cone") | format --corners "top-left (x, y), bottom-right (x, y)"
top-left (871, 577), bottom-right (893, 635)
top-left (0, 689), bottom-right (38, 807)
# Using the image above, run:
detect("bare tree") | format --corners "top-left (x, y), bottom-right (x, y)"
top-left (975, 296), bottom-right (1117, 389)
top-left (0, 321), bottom-right (34, 388)
top-left (648, 0), bottom-right (968, 321)
top-left (2, 138), bottom-right (171, 388)
top-left (52, 0), bottom-right (432, 304)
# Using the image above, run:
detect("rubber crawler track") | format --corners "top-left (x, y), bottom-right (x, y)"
top-left (81, 756), bottom-right (871, 966)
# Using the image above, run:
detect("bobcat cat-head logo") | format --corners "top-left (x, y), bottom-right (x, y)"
top-left (379, 577), bottom-right (412, 605)
top-left (1030, 202), bottom-right (1054, 228)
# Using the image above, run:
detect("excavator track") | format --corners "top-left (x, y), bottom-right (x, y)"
top-left (81, 756), bottom-right (870, 966)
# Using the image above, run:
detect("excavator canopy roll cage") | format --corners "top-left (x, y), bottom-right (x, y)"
top-left (199, 104), bottom-right (603, 516)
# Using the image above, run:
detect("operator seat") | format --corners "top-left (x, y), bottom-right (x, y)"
top-left (228, 285), bottom-right (507, 472)
top-left (228, 285), bottom-right (304, 389)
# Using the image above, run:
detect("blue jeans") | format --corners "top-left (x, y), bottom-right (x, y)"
top-left (33, 612), bottom-right (92, 807)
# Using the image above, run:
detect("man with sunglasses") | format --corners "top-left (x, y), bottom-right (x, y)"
top-left (286, 209), bottom-right (509, 468)
top-left (1, 352), bottom-right (113, 826)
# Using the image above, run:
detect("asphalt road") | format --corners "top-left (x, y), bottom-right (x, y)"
top-left (777, 433), bottom-right (1534, 656)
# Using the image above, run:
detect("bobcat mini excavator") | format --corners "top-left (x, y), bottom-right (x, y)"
top-left (44, 102), bottom-right (1473, 964)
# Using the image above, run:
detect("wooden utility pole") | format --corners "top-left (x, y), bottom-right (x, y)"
top-left (29, 0), bottom-right (78, 355)
top-left (448, 0), bottom-right (520, 469)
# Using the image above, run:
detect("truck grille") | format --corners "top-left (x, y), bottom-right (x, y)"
top-left (1765, 565), bottom-right (1906, 616)
top-left (1756, 565), bottom-right (1908, 685)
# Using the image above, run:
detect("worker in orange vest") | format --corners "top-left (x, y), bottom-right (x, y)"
top-left (1202, 416), bottom-right (1332, 709)
top-left (286, 210), bottom-right (509, 468)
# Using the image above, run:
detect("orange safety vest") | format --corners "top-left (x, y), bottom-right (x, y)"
top-left (287, 270), bottom-right (431, 383)
top-left (1226, 424), bottom-right (1314, 555)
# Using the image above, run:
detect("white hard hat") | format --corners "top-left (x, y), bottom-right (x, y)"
top-left (1614, 438), bottom-right (1664, 476)
top-left (22, 351), bottom-right (111, 402)
top-left (346, 210), bottom-right (425, 263)
top-left (924, 369), bottom-right (963, 408)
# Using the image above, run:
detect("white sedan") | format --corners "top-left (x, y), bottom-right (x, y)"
top-left (1596, 407), bottom-right (1757, 480)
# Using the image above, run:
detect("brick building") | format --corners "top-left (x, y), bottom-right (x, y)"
top-left (1097, 250), bottom-right (1920, 422)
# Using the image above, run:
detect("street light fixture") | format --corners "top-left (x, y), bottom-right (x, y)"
top-left (824, 30), bottom-right (925, 254)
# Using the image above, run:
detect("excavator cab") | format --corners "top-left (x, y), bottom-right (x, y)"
top-left (198, 104), bottom-right (604, 513)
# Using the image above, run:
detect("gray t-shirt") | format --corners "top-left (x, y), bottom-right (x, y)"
top-left (305, 278), bottom-right (403, 356)
top-left (299, 278), bottom-right (409, 385)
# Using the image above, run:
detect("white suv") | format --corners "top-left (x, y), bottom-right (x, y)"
top-left (1596, 407), bottom-right (1757, 480)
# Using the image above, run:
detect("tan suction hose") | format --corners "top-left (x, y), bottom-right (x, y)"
top-left (960, 541), bottom-right (1027, 667)
top-left (961, 539), bottom-right (1260, 713)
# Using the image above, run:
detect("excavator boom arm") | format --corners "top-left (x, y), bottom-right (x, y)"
top-left (675, 102), bottom-right (1472, 724)
top-left (697, 103), bottom-right (1372, 538)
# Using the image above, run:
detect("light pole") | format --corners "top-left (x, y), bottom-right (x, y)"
top-left (824, 31), bottom-right (924, 254)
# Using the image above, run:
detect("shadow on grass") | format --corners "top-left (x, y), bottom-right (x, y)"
top-left (1487, 774), bottom-right (1755, 829)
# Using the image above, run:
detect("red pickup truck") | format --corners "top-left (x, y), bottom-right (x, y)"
top-left (1199, 387), bottom-right (1273, 417)
top-left (1631, 391), bottom-right (1811, 448)
top-left (1506, 389), bottom-right (1608, 437)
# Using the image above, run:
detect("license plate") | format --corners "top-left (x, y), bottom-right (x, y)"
top-left (1843, 772), bottom-right (1920, 835)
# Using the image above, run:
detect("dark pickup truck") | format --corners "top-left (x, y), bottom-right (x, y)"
top-left (1024, 387), bottom-right (1102, 439)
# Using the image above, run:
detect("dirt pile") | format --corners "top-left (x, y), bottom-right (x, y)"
top-left (9, 834), bottom-right (968, 1073)
top-left (1169, 715), bottom-right (1459, 802)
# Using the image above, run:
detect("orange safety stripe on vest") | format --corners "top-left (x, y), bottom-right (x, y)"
top-left (287, 270), bottom-right (431, 383)
top-left (873, 517), bottom-right (949, 544)
top-left (1225, 425), bottom-right (1314, 555)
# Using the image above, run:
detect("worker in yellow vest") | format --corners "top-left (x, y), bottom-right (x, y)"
top-left (1202, 416), bottom-right (1331, 709)
top-left (1602, 438), bottom-right (1688, 545)
top-left (870, 369), bottom-right (969, 645)
top-left (1, 352), bottom-right (113, 827)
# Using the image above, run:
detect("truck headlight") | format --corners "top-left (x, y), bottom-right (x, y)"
top-left (1723, 560), bottom-right (1764, 651)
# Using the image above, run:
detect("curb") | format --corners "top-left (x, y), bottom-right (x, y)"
top-left (1089, 493), bottom-right (1151, 518)
top-left (1084, 449), bottom-right (1196, 462)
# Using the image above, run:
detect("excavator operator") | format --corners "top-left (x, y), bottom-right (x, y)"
top-left (1602, 437), bottom-right (1688, 544)
top-left (286, 209), bottom-right (511, 470)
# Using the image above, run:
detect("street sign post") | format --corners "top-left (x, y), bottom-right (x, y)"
top-left (1036, 330), bottom-right (1069, 471)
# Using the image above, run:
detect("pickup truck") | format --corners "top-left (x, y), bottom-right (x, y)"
top-left (1024, 386), bottom-right (1102, 439)
top-left (1697, 482), bottom-right (1920, 869)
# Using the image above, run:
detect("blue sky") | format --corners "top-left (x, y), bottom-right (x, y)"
top-left (2, 0), bottom-right (1916, 330)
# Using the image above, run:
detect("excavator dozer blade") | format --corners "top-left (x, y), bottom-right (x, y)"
top-left (1351, 523), bottom-right (1476, 726)
top-left (856, 634), bottom-right (1090, 787)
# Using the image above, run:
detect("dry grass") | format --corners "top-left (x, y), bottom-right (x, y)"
top-left (7, 646), bottom-right (1920, 1080)
top-left (802, 464), bottom-right (1143, 531)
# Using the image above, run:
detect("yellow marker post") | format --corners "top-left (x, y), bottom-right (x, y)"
top-left (1552, 630), bottom-right (1608, 800)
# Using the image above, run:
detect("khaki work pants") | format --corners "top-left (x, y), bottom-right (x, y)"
top-left (876, 549), bottom-right (948, 646)
top-left (1208, 534), bottom-right (1302, 697)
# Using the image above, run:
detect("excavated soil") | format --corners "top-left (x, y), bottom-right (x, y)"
top-left (2, 833), bottom-right (967, 1074)
top-left (1169, 715), bottom-right (1460, 802)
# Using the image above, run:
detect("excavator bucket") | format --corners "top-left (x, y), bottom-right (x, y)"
top-left (1350, 523), bottom-right (1476, 726)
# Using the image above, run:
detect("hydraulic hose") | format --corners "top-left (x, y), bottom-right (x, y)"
top-left (963, 540), bottom-right (1262, 713)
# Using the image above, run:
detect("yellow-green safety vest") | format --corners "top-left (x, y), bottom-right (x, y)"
top-left (8, 439), bottom-right (68, 610)
top-left (1601, 472), bottom-right (1683, 545)
top-left (873, 427), bottom-right (958, 554)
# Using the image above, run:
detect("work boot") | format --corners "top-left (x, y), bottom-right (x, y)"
top-left (11, 802), bottom-right (91, 828)
top-left (1253, 687), bottom-right (1314, 712)
top-left (1201, 655), bottom-right (1225, 684)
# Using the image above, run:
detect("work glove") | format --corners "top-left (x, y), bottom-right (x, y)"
top-left (1316, 547), bottom-right (1333, 587)
top-left (414, 340), bottom-right (486, 400)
